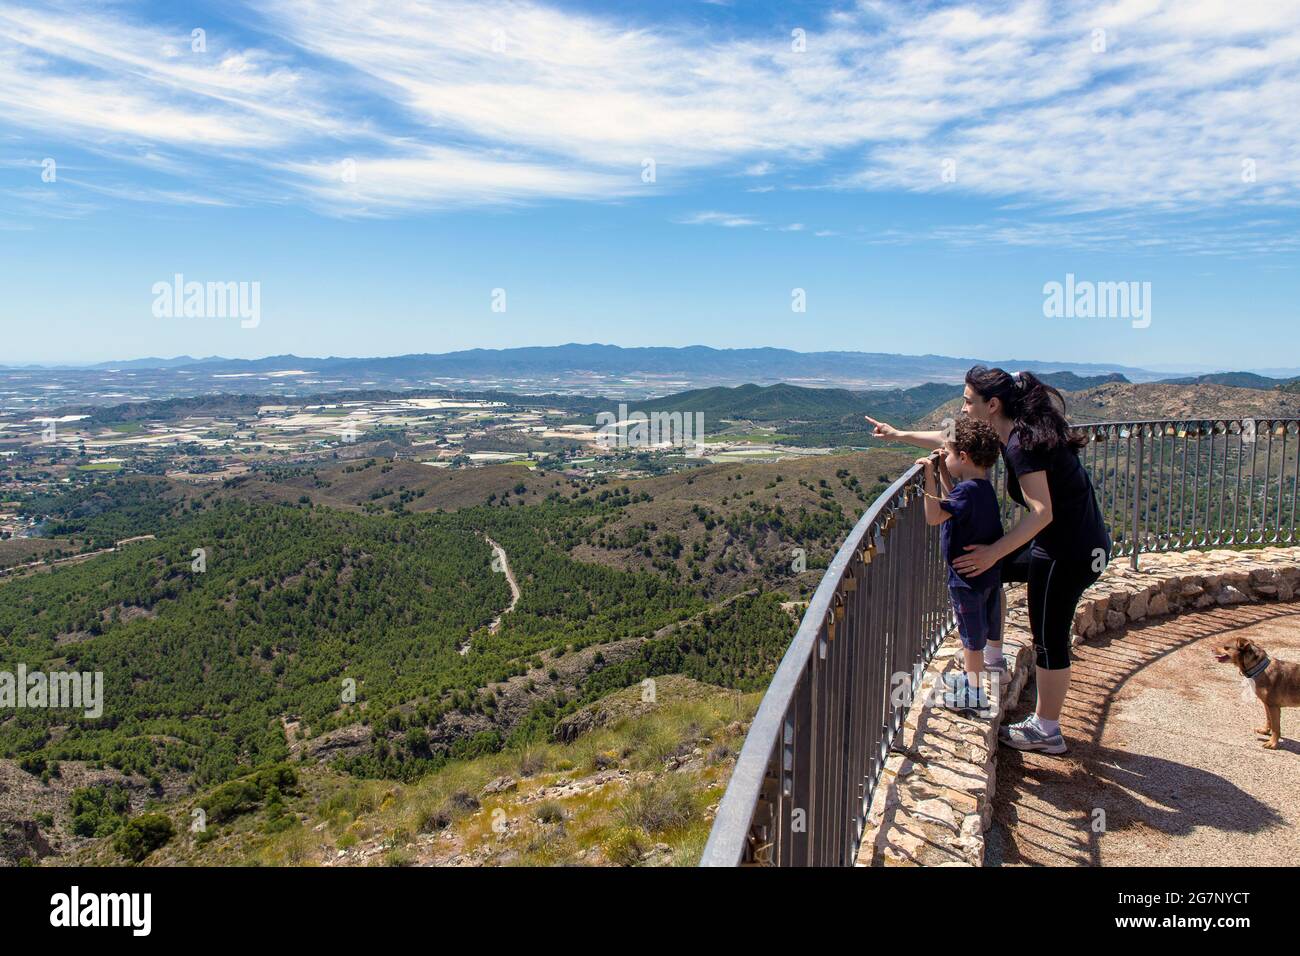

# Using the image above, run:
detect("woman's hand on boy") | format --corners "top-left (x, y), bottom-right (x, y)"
top-left (952, 544), bottom-right (998, 577)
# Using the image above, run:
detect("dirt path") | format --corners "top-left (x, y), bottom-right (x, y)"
top-left (484, 536), bottom-right (521, 632)
top-left (460, 535), bottom-right (522, 655)
top-left (0, 535), bottom-right (156, 578)
top-left (987, 603), bottom-right (1300, 867)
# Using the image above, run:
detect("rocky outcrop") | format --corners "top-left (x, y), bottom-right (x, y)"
top-left (552, 675), bottom-right (723, 743)
top-left (480, 776), bottom-right (518, 797)
top-left (0, 759), bottom-right (167, 866)
top-left (1, 818), bottom-right (53, 864)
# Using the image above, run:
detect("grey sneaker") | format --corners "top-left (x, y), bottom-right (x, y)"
top-left (942, 677), bottom-right (989, 714)
top-left (999, 716), bottom-right (1067, 754)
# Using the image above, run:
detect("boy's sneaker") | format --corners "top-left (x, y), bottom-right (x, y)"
top-left (942, 669), bottom-right (988, 690)
top-left (942, 658), bottom-right (1008, 690)
top-left (999, 716), bottom-right (1067, 754)
top-left (942, 677), bottom-right (988, 714)
top-left (984, 657), bottom-right (1009, 688)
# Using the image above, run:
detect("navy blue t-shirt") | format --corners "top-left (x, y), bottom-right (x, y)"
top-left (940, 478), bottom-right (1003, 591)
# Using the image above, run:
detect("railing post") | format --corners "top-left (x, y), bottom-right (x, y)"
top-left (1130, 428), bottom-right (1144, 570)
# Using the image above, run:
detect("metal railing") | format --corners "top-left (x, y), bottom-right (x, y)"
top-left (700, 417), bottom-right (1300, 866)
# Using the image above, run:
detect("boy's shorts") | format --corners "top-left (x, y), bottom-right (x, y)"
top-left (950, 584), bottom-right (1001, 652)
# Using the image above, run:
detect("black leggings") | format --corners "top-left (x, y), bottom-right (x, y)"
top-left (1001, 544), bottom-right (1101, 671)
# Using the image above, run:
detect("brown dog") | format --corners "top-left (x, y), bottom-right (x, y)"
top-left (1214, 636), bottom-right (1300, 749)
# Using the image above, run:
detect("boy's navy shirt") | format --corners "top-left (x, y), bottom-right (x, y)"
top-left (940, 477), bottom-right (1004, 591)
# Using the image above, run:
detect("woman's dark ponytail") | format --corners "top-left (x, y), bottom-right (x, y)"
top-left (965, 365), bottom-right (1086, 453)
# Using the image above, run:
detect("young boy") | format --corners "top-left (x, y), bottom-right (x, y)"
top-left (916, 418), bottom-right (1004, 713)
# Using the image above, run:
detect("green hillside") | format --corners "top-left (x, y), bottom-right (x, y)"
top-left (637, 376), bottom-right (1127, 447)
top-left (0, 446), bottom-right (910, 820)
top-left (49, 676), bottom-right (760, 868)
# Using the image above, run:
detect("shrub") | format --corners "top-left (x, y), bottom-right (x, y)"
top-left (592, 751), bottom-right (619, 771)
top-left (447, 790), bottom-right (480, 813)
top-left (518, 750), bottom-right (545, 777)
top-left (69, 785), bottom-right (130, 837)
top-left (203, 764), bottom-right (298, 824)
top-left (113, 813), bottom-right (175, 862)
top-left (18, 755), bottom-right (46, 776)
top-left (533, 800), bottom-right (566, 825)
top-left (414, 803), bottom-right (452, 833)
top-left (617, 777), bottom-right (695, 834)
top-left (604, 827), bottom-right (648, 867)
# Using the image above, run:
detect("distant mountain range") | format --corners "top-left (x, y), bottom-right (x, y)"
top-left (5, 348), bottom-right (1298, 414)
top-left (1155, 371), bottom-right (1300, 390)
top-left (0, 344), bottom-right (1203, 384)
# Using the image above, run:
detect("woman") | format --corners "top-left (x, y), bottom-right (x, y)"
top-left (866, 366), bottom-right (1111, 754)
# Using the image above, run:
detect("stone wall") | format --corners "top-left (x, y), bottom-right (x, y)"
top-left (1070, 547), bottom-right (1299, 643)
top-left (857, 546), bottom-right (1300, 867)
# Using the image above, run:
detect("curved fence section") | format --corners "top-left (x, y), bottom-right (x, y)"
top-left (701, 417), bottom-right (1300, 867)
top-left (699, 463), bottom-right (951, 866)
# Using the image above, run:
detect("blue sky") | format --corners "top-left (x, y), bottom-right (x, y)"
top-left (1, 0), bottom-right (1297, 370)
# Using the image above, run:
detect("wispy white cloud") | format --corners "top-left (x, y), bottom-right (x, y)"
top-left (863, 212), bottom-right (1300, 257)
top-left (842, 1), bottom-right (1300, 211)
top-left (0, 4), bottom-right (340, 149)
top-left (283, 147), bottom-right (639, 215)
top-left (677, 211), bottom-right (763, 228)
top-left (0, 0), bottom-right (1297, 241)
top-left (68, 180), bottom-right (234, 207)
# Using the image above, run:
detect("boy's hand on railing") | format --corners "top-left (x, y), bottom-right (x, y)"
top-left (933, 451), bottom-right (953, 494)
top-left (915, 456), bottom-right (939, 495)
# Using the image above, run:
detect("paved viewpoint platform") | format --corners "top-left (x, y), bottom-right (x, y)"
top-left (988, 602), bottom-right (1300, 867)
top-left (861, 546), bottom-right (1300, 867)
